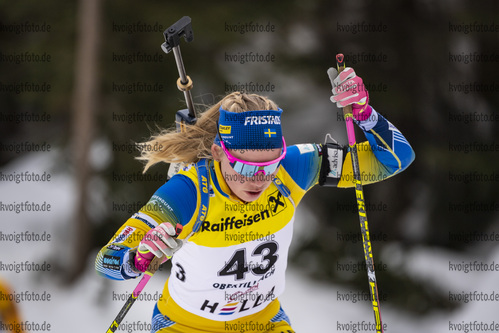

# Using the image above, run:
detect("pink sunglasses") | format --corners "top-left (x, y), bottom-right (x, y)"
top-left (219, 137), bottom-right (287, 177)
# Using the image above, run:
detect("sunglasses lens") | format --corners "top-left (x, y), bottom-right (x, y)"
top-left (261, 164), bottom-right (278, 175)
top-left (231, 161), bottom-right (280, 178)
top-left (232, 162), bottom-right (253, 176)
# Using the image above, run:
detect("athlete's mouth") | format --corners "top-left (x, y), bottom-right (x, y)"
top-left (246, 190), bottom-right (262, 196)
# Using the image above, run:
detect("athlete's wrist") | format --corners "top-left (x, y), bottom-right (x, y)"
top-left (123, 249), bottom-right (142, 278)
top-left (353, 107), bottom-right (378, 132)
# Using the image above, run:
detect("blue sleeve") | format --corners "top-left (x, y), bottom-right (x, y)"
top-left (145, 174), bottom-right (197, 227)
top-left (280, 144), bottom-right (321, 191)
top-left (337, 109), bottom-right (415, 188)
top-left (361, 112), bottom-right (415, 175)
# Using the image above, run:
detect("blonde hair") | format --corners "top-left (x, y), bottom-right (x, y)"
top-left (137, 91), bottom-right (280, 172)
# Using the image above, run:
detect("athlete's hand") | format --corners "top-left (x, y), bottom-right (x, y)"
top-left (134, 223), bottom-right (183, 272)
top-left (327, 67), bottom-right (372, 121)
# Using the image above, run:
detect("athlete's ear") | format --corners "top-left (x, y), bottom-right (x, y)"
top-left (211, 144), bottom-right (223, 162)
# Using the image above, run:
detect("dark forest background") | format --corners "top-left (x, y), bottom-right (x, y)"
top-left (1, 0), bottom-right (498, 319)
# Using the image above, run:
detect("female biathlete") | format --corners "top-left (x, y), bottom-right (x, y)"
top-left (96, 67), bottom-right (415, 333)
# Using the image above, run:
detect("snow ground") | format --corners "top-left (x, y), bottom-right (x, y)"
top-left (1, 151), bottom-right (496, 332)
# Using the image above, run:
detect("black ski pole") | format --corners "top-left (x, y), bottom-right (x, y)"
top-left (105, 256), bottom-right (163, 333)
top-left (330, 53), bottom-right (384, 333)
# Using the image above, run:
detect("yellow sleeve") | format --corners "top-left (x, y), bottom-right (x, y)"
top-left (337, 141), bottom-right (391, 188)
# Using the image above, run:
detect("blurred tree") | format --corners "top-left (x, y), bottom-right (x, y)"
top-left (66, 0), bottom-right (102, 283)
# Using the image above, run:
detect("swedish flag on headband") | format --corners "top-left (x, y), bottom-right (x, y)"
top-left (264, 129), bottom-right (277, 138)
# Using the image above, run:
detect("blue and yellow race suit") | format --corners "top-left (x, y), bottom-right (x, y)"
top-left (96, 109), bottom-right (415, 332)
